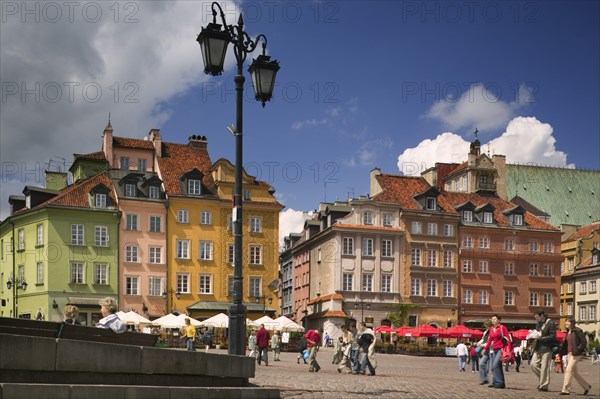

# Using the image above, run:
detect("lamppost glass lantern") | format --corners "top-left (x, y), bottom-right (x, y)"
top-left (196, 23), bottom-right (231, 76)
top-left (248, 54), bottom-right (280, 106)
top-left (6, 278), bottom-right (27, 291)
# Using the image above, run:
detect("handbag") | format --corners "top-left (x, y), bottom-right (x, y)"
top-left (302, 349), bottom-right (309, 359)
top-left (501, 345), bottom-right (516, 364)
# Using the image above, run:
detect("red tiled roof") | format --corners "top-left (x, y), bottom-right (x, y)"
top-left (434, 163), bottom-right (461, 190)
top-left (33, 172), bottom-right (115, 210)
top-left (566, 222), bottom-right (600, 241)
top-left (74, 151), bottom-right (106, 161)
top-left (334, 223), bottom-right (403, 232)
top-left (307, 293), bottom-right (343, 305)
top-left (371, 173), bottom-right (455, 212)
top-left (113, 136), bottom-right (154, 150)
top-left (322, 310), bottom-right (347, 318)
top-left (157, 142), bottom-right (216, 195)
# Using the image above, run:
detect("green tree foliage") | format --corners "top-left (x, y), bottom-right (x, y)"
top-left (386, 303), bottom-right (419, 328)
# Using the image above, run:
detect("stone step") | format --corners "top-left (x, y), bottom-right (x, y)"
top-left (0, 383), bottom-right (280, 399)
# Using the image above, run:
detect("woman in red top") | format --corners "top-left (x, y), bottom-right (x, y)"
top-left (484, 314), bottom-right (509, 389)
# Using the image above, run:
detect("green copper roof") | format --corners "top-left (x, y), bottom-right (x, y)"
top-left (506, 165), bottom-right (600, 227)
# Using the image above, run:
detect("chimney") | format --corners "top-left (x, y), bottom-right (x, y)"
top-left (102, 122), bottom-right (113, 167)
top-left (370, 168), bottom-right (382, 197)
top-left (44, 170), bottom-right (68, 191)
top-left (188, 135), bottom-right (208, 150)
top-left (149, 128), bottom-right (162, 157)
top-left (492, 154), bottom-right (507, 199)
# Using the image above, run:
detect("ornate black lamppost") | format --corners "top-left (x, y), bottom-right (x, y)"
top-left (162, 288), bottom-right (180, 314)
top-left (6, 276), bottom-right (27, 317)
top-left (256, 295), bottom-right (273, 314)
top-left (354, 299), bottom-right (370, 323)
top-left (197, 2), bottom-right (280, 356)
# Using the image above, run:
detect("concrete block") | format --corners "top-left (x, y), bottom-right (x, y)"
top-left (141, 347), bottom-right (207, 375)
top-left (70, 385), bottom-right (172, 399)
top-left (0, 383), bottom-right (70, 399)
top-left (0, 334), bottom-right (56, 372)
top-left (56, 339), bottom-right (141, 374)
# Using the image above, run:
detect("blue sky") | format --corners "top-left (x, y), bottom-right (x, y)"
top-left (1, 1), bottom-right (599, 237)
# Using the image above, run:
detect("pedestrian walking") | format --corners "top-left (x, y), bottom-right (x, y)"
top-left (456, 340), bottom-right (468, 372)
top-left (256, 324), bottom-right (270, 366)
top-left (332, 336), bottom-right (344, 364)
top-left (470, 344), bottom-right (479, 372)
top-left (248, 330), bottom-right (257, 358)
top-left (337, 325), bottom-right (353, 373)
top-left (271, 331), bottom-right (281, 361)
top-left (351, 323), bottom-right (362, 373)
top-left (513, 345), bottom-right (521, 372)
top-left (182, 318), bottom-right (196, 352)
top-left (477, 319), bottom-right (493, 385)
top-left (559, 319), bottom-right (592, 396)
top-left (297, 335), bottom-right (308, 364)
top-left (483, 314), bottom-right (509, 389)
top-left (305, 327), bottom-right (323, 372)
top-left (324, 333), bottom-right (331, 347)
top-left (555, 353), bottom-right (564, 373)
top-left (356, 322), bottom-right (377, 376)
top-left (530, 310), bottom-right (557, 392)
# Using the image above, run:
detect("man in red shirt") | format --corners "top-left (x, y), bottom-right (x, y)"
top-left (304, 327), bottom-right (323, 372)
top-left (255, 324), bottom-right (270, 366)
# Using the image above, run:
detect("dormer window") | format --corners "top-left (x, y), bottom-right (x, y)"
top-left (483, 211), bottom-right (493, 224)
top-left (513, 214), bottom-right (523, 226)
top-left (125, 183), bottom-right (136, 197)
top-left (25, 196), bottom-right (31, 209)
top-left (188, 179), bottom-right (201, 195)
top-left (95, 193), bottom-right (107, 208)
top-left (463, 210), bottom-right (473, 222)
top-left (592, 248), bottom-right (599, 265)
top-left (426, 197), bottom-right (437, 210)
top-left (363, 211), bottom-right (373, 225)
top-left (149, 186), bottom-right (160, 199)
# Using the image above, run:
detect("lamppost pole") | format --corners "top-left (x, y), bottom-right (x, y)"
top-left (197, 2), bottom-right (280, 356)
top-left (162, 289), bottom-right (180, 314)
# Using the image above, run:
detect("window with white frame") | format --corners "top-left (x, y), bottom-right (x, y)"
top-left (383, 214), bottom-right (392, 226)
top-left (504, 291), bottom-right (514, 305)
top-left (426, 197), bottom-right (437, 210)
top-left (543, 241), bottom-right (554, 253)
top-left (149, 246), bottom-right (162, 264)
top-left (382, 239), bottom-right (392, 257)
top-left (479, 260), bottom-right (489, 274)
top-left (95, 226), bottom-right (108, 247)
top-left (121, 157), bottom-right (129, 170)
top-left (363, 211), bottom-right (373, 225)
top-left (479, 237), bottom-right (489, 248)
top-left (410, 278), bottom-right (421, 296)
top-left (427, 223), bottom-right (438, 235)
top-left (594, 252), bottom-right (600, 264)
top-left (443, 250), bottom-right (453, 268)
top-left (568, 258), bottom-right (574, 270)
top-left (343, 273), bottom-right (353, 291)
top-left (126, 214), bottom-right (138, 230)
top-left (362, 238), bottom-right (374, 256)
top-left (529, 241), bottom-right (539, 252)
top-left (561, 261), bottom-right (565, 273)
top-left (70, 262), bottom-right (84, 283)
top-left (250, 217), bottom-right (261, 233)
top-left (200, 211), bottom-right (212, 225)
top-left (579, 306), bottom-right (587, 321)
top-left (198, 274), bottom-right (212, 294)
top-left (243, 190), bottom-right (251, 201)
top-left (362, 274), bottom-right (373, 292)
top-left (483, 212), bottom-right (493, 224)
top-left (176, 239), bottom-right (190, 259)
top-left (94, 263), bottom-right (108, 285)
top-left (463, 289), bottom-right (473, 304)
top-left (125, 244), bottom-right (139, 263)
top-left (529, 263), bottom-right (538, 276)
top-left (381, 275), bottom-right (392, 293)
top-left (199, 241), bottom-right (213, 260)
top-left (444, 224), bottom-right (454, 236)
top-left (18, 264), bottom-right (24, 282)
top-left (228, 215), bottom-right (233, 232)
top-left (17, 229), bottom-right (25, 250)
top-left (580, 281), bottom-right (587, 294)
top-left (343, 237), bottom-right (354, 255)
top-left (249, 245), bottom-right (262, 265)
top-left (463, 259), bottom-right (473, 273)
top-left (149, 277), bottom-right (163, 296)
top-left (188, 179), bottom-right (201, 195)
top-left (176, 273), bottom-right (190, 294)
top-left (529, 292), bottom-right (539, 306)
top-left (505, 262), bottom-right (515, 275)
top-left (443, 280), bottom-right (453, 297)
top-left (36, 224), bottom-right (43, 246)
top-left (149, 216), bottom-right (161, 232)
top-left (227, 276), bottom-right (234, 296)
top-left (137, 158), bottom-right (146, 172)
top-left (561, 284), bottom-right (564, 295)
top-left (95, 193), bottom-right (107, 208)
top-left (462, 236), bottom-right (473, 248)
top-left (463, 210), bottom-right (473, 222)
top-left (125, 276), bottom-right (139, 295)
top-left (513, 214), bottom-right (523, 226)
top-left (427, 249), bottom-right (438, 267)
top-left (177, 209), bottom-right (189, 223)
top-left (149, 186), bottom-right (160, 199)
top-left (589, 305), bottom-right (596, 321)
top-left (36, 262), bottom-right (44, 284)
top-left (411, 221), bottom-right (422, 234)
top-left (590, 281), bottom-right (597, 292)
top-left (567, 303), bottom-right (573, 315)
top-left (479, 290), bottom-right (489, 305)
top-left (71, 224), bottom-right (84, 245)
top-left (560, 303), bottom-right (564, 316)
top-left (504, 239), bottom-right (515, 251)
top-left (249, 277), bottom-right (261, 297)
top-left (227, 244), bottom-right (234, 264)
top-left (543, 264), bottom-right (553, 277)
top-left (411, 248), bottom-right (422, 266)
top-left (567, 282), bottom-right (574, 293)
top-left (427, 279), bottom-right (437, 297)
top-left (125, 183), bottom-right (136, 197)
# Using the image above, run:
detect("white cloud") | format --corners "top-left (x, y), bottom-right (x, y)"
top-left (278, 208), bottom-right (313, 247)
top-left (425, 83), bottom-right (531, 132)
top-left (358, 137), bottom-right (393, 166)
top-left (396, 116), bottom-right (572, 175)
top-left (291, 118), bottom-right (328, 130)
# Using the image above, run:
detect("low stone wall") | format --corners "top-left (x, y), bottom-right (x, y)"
top-left (0, 333), bottom-right (254, 387)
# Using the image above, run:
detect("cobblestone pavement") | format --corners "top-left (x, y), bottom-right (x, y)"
top-left (243, 347), bottom-right (600, 399)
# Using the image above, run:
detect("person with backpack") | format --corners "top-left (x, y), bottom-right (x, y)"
top-left (483, 314), bottom-right (509, 389)
top-left (559, 319), bottom-right (592, 396)
top-left (470, 343), bottom-right (479, 372)
top-left (304, 327), bottom-right (323, 372)
top-left (297, 335), bottom-right (308, 364)
top-left (530, 310), bottom-right (557, 392)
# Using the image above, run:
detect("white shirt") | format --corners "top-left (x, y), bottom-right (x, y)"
top-left (456, 343), bottom-right (468, 356)
top-left (96, 313), bottom-right (126, 333)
